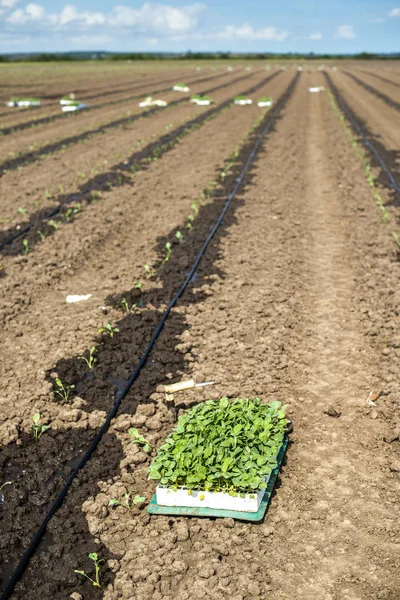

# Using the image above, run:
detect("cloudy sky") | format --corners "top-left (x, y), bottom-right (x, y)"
top-left (0, 0), bottom-right (399, 53)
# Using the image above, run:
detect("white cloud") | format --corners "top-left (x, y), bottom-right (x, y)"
top-left (7, 8), bottom-right (26, 23)
top-left (3, 2), bottom-right (205, 36)
top-left (309, 32), bottom-right (322, 40)
top-left (217, 23), bottom-right (289, 41)
top-left (335, 24), bottom-right (355, 39)
top-left (26, 3), bottom-right (44, 20)
top-left (0, 0), bottom-right (19, 8)
top-left (109, 3), bottom-right (205, 33)
top-left (389, 8), bottom-right (400, 16)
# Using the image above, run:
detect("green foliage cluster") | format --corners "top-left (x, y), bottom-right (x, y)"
top-left (149, 398), bottom-right (287, 494)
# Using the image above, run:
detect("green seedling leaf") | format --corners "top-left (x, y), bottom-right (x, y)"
top-left (148, 398), bottom-right (288, 495)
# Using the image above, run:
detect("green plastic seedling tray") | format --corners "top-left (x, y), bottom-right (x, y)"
top-left (147, 436), bottom-right (288, 522)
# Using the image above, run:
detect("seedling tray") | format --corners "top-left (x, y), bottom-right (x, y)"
top-left (148, 436), bottom-right (288, 522)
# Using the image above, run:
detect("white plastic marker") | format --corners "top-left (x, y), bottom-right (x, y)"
top-left (7, 99), bottom-right (40, 107)
top-left (172, 85), bottom-right (190, 92)
top-left (164, 379), bottom-right (214, 394)
top-left (62, 103), bottom-right (88, 112)
top-left (234, 98), bottom-right (253, 105)
top-left (60, 94), bottom-right (76, 105)
top-left (66, 294), bottom-right (92, 303)
top-left (309, 86), bottom-right (325, 93)
top-left (257, 99), bottom-right (273, 108)
top-left (139, 97), bottom-right (168, 108)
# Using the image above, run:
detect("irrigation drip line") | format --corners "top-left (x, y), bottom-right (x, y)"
top-left (344, 71), bottom-right (400, 113)
top-left (325, 73), bottom-right (400, 197)
top-left (0, 71), bottom-right (299, 600)
top-left (0, 69), bottom-right (234, 136)
top-left (0, 70), bottom-right (281, 251)
top-left (0, 72), bottom-right (257, 172)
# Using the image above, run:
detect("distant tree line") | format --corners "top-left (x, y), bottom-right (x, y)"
top-left (0, 51), bottom-right (398, 62)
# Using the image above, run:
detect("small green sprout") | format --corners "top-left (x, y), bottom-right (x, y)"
top-left (392, 232), bottom-right (400, 247)
top-left (109, 491), bottom-right (146, 510)
top-left (191, 202), bottom-right (199, 215)
top-left (74, 553), bottom-right (104, 588)
top-left (78, 347), bottom-right (97, 369)
top-left (129, 428), bottom-right (152, 452)
top-left (143, 264), bottom-right (154, 278)
top-left (63, 205), bottom-right (80, 222)
top-left (18, 207), bottom-right (27, 215)
top-left (98, 323), bottom-right (119, 338)
top-left (175, 231), bottom-right (183, 243)
top-left (32, 413), bottom-right (50, 439)
top-left (134, 281), bottom-right (143, 291)
top-left (162, 241), bottom-right (172, 263)
top-left (37, 230), bottom-right (46, 242)
top-left (22, 239), bottom-right (30, 255)
top-left (48, 219), bottom-right (59, 231)
top-left (120, 297), bottom-right (137, 313)
top-left (54, 377), bottom-right (75, 402)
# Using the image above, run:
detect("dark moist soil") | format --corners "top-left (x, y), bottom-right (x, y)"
top-left (0, 72), bottom-right (297, 597)
top-left (0, 68), bottom-right (399, 600)
top-left (0, 69), bottom-right (285, 232)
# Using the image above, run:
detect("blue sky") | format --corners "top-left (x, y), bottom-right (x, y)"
top-left (0, 0), bottom-right (399, 53)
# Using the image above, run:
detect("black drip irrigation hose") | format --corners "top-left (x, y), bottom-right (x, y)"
top-left (344, 70), bottom-right (400, 113)
top-left (0, 71), bottom-right (299, 600)
top-left (325, 73), bottom-right (400, 197)
top-left (0, 70), bottom-right (233, 136)
top-left (0, 70), bottom-right (281, 251)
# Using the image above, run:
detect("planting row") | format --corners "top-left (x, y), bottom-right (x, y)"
top-left (2, 69), bottom-right (399, 599)
top-left (0, 69), bottom-right (241, 136)
top-left (0, 75), bottom-right (299, 598)
top-left (0, 69), bottom-right (235, 152)
top-left (0, 71), bottom-right (289, 251)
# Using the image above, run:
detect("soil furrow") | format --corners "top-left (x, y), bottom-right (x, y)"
top-left (0, 73), bottom-right (299, 599)
top-left (326, 71), bottom-right (400, 223)
top-left (0, 71), bottom-right (285, 251)
top-left (0, 70), bottom-right (233, 137)
top-left (344, 71), bottom-right (400, 112)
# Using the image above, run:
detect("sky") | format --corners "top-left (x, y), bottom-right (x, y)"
top-left (0, 0), bottom-right (399, 54)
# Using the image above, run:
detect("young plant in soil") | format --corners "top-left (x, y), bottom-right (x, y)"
top-left (149, 398), bottom-right (288, 496)
top-left (143, 264), bottom-right (154, 278)
top-left (54, 377), bottom-right (75, 403)
top-left (32, 413), bottom-right (50, 440)
top-left (74, 553), bottom-right (104, 588)
top-left (98, 323), bottom-right (119, 338)
top-left (109, 491), bottom-right (146, 510)
top-left (120, 298), bottom-right (137, 313)
top-left (22, 239), bottom-right (30, 255)
top-left (78, 347), bottom-right (97, 369)
top-left (162, 241), bottom-right (172, 264)
top-left (175, 231), bottom-right (183, 243)
top-left (129, 428), bottom-right (152, 453)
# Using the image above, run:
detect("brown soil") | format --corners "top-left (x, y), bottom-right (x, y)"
top-left (0, 67), bottom-right (399, 600)
top-left (0, 70), bottom-right (288, 236)
top-left (0, 69), bottom-right (235, 156)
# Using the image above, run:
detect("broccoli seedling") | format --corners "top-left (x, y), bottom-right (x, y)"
top-left (74, 553), bottom-right (104, 588)
top-left (54, 377), bottom-right (75, 403)
top-left (162, 241), bottom-right (172, 264)
top-left (129, 428), bottom-right (152, 453)
top-left (32, 413), bottom-right (50, 439)
top-left (109, 491), bottom-right (146, 510)
top-left (98, 323), bottom-right (119, 338)
top-left (78, 347), bottom-right (97, 369)
top-left (22, 239), bottom-right (30, 255)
